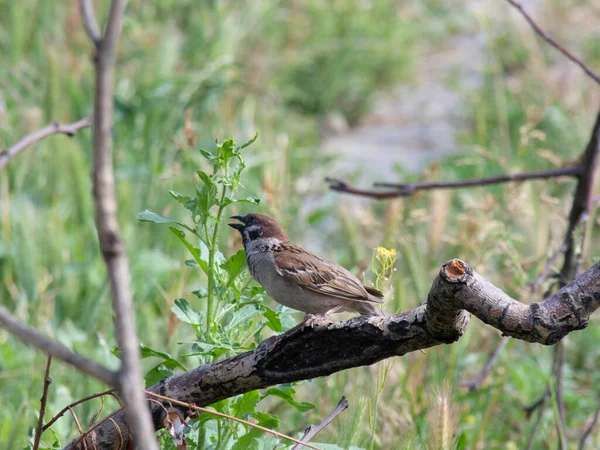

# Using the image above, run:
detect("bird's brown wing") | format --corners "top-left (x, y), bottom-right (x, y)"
top-left (273, 245), bottom-right (384, 304)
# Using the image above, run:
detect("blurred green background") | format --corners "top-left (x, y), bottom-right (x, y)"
top-left (1, 0), bottom-right (600, 448)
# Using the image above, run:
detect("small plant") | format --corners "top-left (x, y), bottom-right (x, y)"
top-left (139, 135), bottom-right (313, 449)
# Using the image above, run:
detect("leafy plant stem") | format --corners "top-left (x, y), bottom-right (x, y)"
top-left (206, 184), bottom-right (228, 331)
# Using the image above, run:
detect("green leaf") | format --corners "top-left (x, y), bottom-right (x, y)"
top-left (231, 435), bottom-right (262, 450)
top-left (140, 210), bottom-right (197, 235)
top-left (192, 287), bottom-right (208, 299)
top-left (169, 190), bottom-right (197, 213)
top-left (170, 227), bottom-right (208, 273)
top-left (239, 131), bottom-right (258, 150)
top-left (276, 305), bottom-right (298, 332)
top-left (232, 390), bottom-right (260, 417)
top-left (262, 306), bottom-right (282, 332)
top-left (261, 385), bottom-right (315, 412)
top-left (221, 249), bottom-right (247, 287)
top-left (237, 196), bottom-right (261, 205)
top-left (226, 305), bottom-right (262, 329)
top-left (138, 209), bottom-right (176, 224)
top-left (248, 410), bottom-right (279, 430)
top-left (185, 259), bottom-right (199, 269)
top-left (172, 298), bottom-right (203, 326)
top-left (196, 170), bottom-right (218, 222)
top-left (309, 445), bottom-right (348, 450)
top-left (220, 196), bottom-right (261, 207)
top-left (187, 341), bottom-right (237, 358)
top-left (145, 361), bottom-right (178, 387)
top-left (217, 138), bottom-right (237, 162)
top-left (199, 148), bottom-right (215, 160)
top-left (140, 344), bottom-right (173, 361)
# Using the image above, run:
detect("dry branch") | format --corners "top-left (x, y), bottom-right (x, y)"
top-left (79, 0), bottom-right (101, 44)
top-left (0, 118), bottom-right (91, 171)
top-left (32, 356), bottom-right (52, 450)
top-left (0, 306), bottom-right (115, 385)
top-left (505, 0), bottom-right (600, 85)
top-left (66, 258), bottom-right (600, 449)
top-left (292, 397), bottom-right (349, 450)
top-left (83, 0), bottom-right (158, 447)
top-left (326, 165), bottom-right (581, 199)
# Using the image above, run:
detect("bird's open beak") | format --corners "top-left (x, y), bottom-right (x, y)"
top-left (228, 215), bottom-right (245, 230)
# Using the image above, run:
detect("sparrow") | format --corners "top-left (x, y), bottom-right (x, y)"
top-left (228, 213), bottom-right (385, 319)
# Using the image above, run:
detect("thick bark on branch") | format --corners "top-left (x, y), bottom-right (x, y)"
top-left (66, 258), bottom-right (600, 449)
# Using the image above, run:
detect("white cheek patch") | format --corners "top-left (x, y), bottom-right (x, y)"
top-left (245, 237), bottom-right (282, 256)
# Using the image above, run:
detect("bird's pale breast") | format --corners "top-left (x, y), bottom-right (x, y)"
top-left (248, 251), bottom-right (347, 314)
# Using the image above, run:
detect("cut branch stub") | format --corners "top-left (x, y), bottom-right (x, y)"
top-left (426, 259), bottom-right (472, 343)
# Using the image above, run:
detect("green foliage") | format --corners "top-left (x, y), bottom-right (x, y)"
top-left (2, 1), bottom-right (600, 449)
top-left (139, 135), bottom-right (311, 448)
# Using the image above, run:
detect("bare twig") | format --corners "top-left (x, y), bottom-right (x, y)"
top-left (505, 0), bottom-right (600, 86)
top-left (0, 118), bottom-right (91, 171)
top-left (529, 242), bottom-right (567, 299)
top-left (79, 0), bottom-right (101, 44)
top-left (145, 391), bottom-right (321, 450)
top-left (524, 388), bottom-right (550, 420)
top-left (325, 178), bottom-right (409, 199)
top-left (525, 404), bottom-right (546, 450)
top-left (0, 306), bottom-right (115, 385)
top-left (579, 396), bottom-right (600, 450)
top-left (554, 341), bottom-right (567, 449)
top-left (326, 166), bottom-right (580, 199)
top-left (32, 356), bottom-right (52, 450)
top-left (70, 406), bottom-right (85, 436)
top-left (43, 389), bottom-right (116, 431)
top-left (460, 336), bottom-right (510, 391)
top-left (291, 397), bottom-right (349, 450)
top-left (80, 0), bottom-right (157, 447)
top-left (69, 406), bottom-right (124, 450)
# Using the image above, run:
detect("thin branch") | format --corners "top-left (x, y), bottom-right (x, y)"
top-left (554, 341), bottom-right (567, 449)
top-left (65, 257), bottom-right (600, 449)
top-left (69, 407), bottom-right (124, 450)
top-left (525, 404), bottom-right (546, 450)
top-left (32, 356), bottom-right (52, 450)
top-left (505, 0), bottom-right (600, 86)
top-left (43, 389), bottom-right (116, 431)
top-left (523, 340), bottom-right (563, 445)
top-left (460, 336), bottom-right (509, 391)
top-left (86, 0), bottom-right (157, 447)
top-left (145, 391), bottom-right (321, 450)
top-left (579, 396), bottom-right (600, 450)
top-left (291, 397), bottom-right (349, 450)
top-left (69, 406), bottom-right (85, 437)
top-left (326, 178), bottom-right (408, 199)
top-left (529, 242), bottom-right (567, 299)
top-left (79, 0), bottom-right (101, 45)
top-left (524, 388), bottom-right (550, 420)
top-left (0, 306), bottom-right (115, 385)
top-left (326, 166), bottom-right (580, 199)
top-left (0, 118), bottom-right (91, 171)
